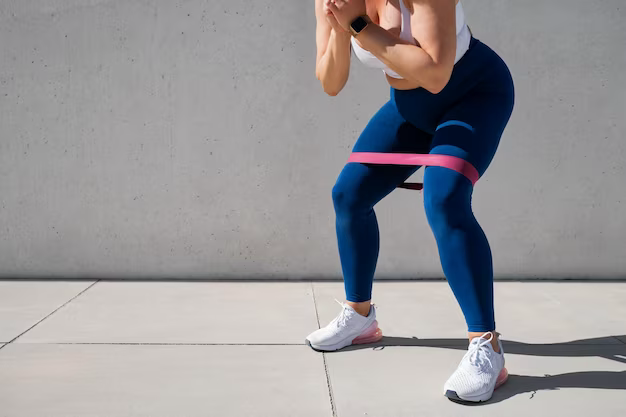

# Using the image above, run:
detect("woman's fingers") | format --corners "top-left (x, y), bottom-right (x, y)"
top-left (323, 0), bottom-right (338, 14)
top-left (326, 13), bottom-right (346, 32)
top-left (326, 1), bottom-right (339, 14)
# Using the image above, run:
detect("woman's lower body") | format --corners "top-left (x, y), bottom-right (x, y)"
top-left (306, 38), bottom-right (515, 403)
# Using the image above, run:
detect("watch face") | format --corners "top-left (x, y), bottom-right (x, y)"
top-left (351, 17), bottom-right (368, 33)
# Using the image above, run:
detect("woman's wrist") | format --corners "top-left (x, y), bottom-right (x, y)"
top-left (352, 19), bottom-right (376, 41)
top-left (334, 25), bottom-right (352, 38)
top-left (331, 28), bottom-right (352, 45)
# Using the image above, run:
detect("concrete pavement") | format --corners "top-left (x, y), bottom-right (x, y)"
top-left (0, 281), bottom-right (625, 416)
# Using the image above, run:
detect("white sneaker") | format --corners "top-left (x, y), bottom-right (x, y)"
top-left (305, 300), bottom-right (383, 352)
top-left (443, 332), bottom-right (509, 403)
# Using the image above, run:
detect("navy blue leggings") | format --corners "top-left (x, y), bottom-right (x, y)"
top-left (332, 38), bottom-right (514, 332)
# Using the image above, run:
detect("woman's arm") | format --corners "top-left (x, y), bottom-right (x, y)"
top-left (315, 0), bottom-right (352, 96)
top-left (328, 0), bottom-right (457, 94)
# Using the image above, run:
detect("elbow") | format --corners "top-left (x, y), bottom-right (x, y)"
top-left (319, 78), bottom-right (345, 97)
top-left (324, 86), bottom-right (341, 97)
top-left (424, 72), bottom-right (451, 95)
top-left (425, 82), bottom-right (446, 95)
top-left (316, 71), bottom-right (340, 96)
top-left (419, 64), bottom-right (453, 95)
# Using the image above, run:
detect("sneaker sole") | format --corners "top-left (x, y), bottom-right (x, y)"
top-left (445, 367), bottom-right (509, 403)
top-left (305, 320), bottom-right (383, 352)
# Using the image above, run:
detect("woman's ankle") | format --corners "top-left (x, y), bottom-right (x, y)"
top-left (468, 331), bottom-right (501, 353)
top-left (346, 300), bottom-right (371, 317)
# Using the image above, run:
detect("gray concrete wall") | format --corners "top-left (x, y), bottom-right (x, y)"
top-left (0, 0), bottom-right (625, 279)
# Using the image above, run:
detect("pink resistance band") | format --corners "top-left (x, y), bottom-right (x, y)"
top-left (348, 152), bottom-right (480, 191)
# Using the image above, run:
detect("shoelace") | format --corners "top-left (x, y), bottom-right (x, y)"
top-left (332, 299), bottom-right (376, 328)
top-left (333, 299), bottom-right (354, 327)
top-left (466, 332), bottom-right (495, 370)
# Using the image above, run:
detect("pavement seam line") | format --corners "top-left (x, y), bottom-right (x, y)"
top-left (0, 280), bottom-right (100, 350)
top-left (45, 342), bottom-right (305, 346)
top-left (311, 282), bottom-right (322, 329)
top-left (311, 283), bottom-right (338, 417)
top-left (322, 352), bottom-right (338, 417)
top-left (3, 278), bottom-right (626, 282)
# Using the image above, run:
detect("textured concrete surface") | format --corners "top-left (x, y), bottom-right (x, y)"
top-left (493, 282), bottom-right (626, 344)
top-left (0, 1), bottom-right (625, 279)
top-left (0, 281), bottom-right (95, 342)
top-left (1, 281), bottom-right (625, 416)
top-left (315, 282), bottom-right (626, 344)
top-left (326, 345), bottom-right (626, 417)
top-left (0, 344), bottom-right (331, 417)
top-left (18, 282), bottom-right (318, 344)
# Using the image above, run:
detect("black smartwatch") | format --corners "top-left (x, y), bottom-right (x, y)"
top-left (349, 15), bottom-right (371, 37)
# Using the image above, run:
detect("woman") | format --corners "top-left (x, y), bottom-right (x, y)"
top-left (305, 0), bottom-right (515, 403)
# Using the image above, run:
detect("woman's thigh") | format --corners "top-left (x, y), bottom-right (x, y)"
top-left (427, 88), bottom-right (514, 179)
top-left (334, 100), bottom-right (433, 208)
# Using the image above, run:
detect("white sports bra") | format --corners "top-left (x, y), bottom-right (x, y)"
top-left (351, 1), bottom-right (471, 79)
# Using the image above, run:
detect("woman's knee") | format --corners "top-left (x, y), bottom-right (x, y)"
top-left (424, 168), bottom-right (473, 229)
top-left (332, 180), bottom-right (367, 217)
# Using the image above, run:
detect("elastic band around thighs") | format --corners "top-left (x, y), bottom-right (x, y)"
top-left (348, 152), bottom-right (480, 191)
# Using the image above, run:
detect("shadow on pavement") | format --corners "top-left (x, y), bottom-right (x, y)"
top-left (332, 335), bottom-right (626, 404)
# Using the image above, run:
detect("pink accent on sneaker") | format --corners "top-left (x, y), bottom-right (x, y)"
top-left (495, 367), bottom-right (509, 389)
top-left (351, 320), bottom-right (383, 345)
